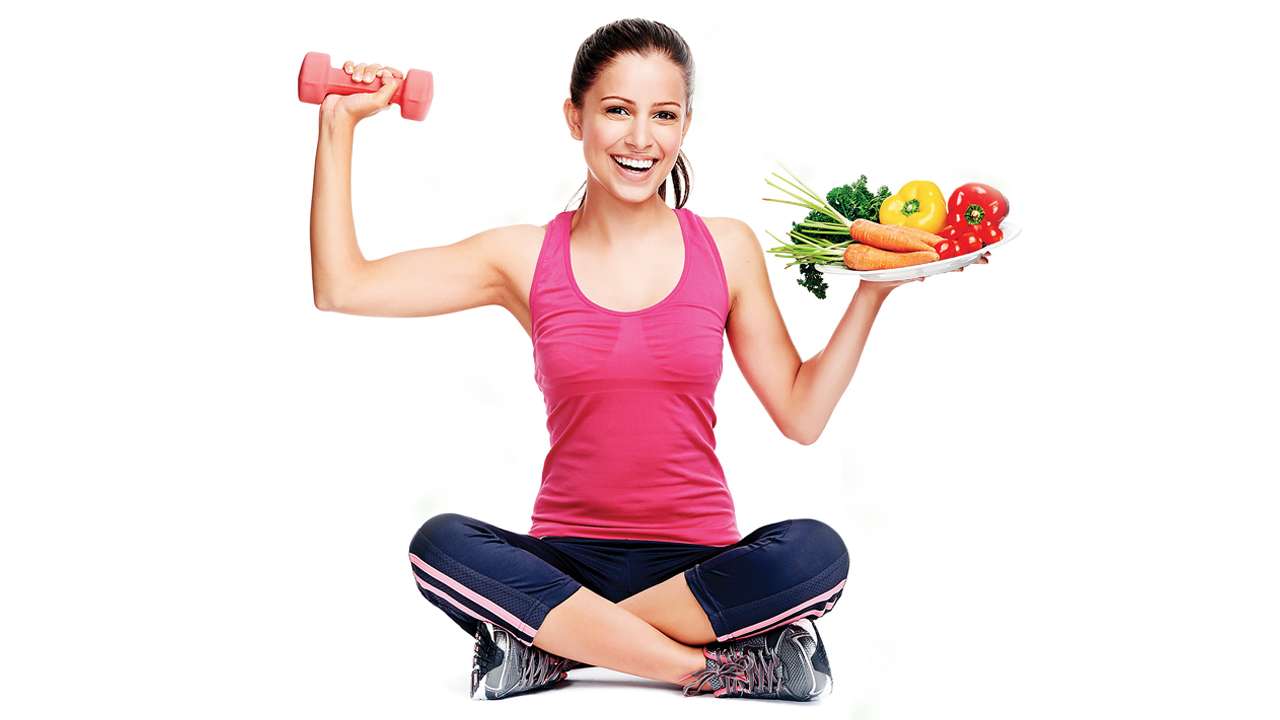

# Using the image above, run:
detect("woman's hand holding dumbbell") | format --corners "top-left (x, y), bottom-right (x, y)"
top-left (299, 52), bottom-right (432, 123)
top-left (320, 60), bottom-right (405, 124)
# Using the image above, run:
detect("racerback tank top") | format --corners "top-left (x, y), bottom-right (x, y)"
top-left (527, 206), bottom-right (742, 546)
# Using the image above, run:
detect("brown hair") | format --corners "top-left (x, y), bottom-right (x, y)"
top-left (565, 18), bottom-right (695, 210)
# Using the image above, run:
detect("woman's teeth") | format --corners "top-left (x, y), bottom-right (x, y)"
top-left (612, 155), bottom-right (655, 175)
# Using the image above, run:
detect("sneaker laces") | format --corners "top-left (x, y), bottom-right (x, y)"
top-left (512, 645), bottom-right (569, 693)
top-left (681, 641), bottom-right (785, 697)
top-left (720, 643), bottom-right (785, 696)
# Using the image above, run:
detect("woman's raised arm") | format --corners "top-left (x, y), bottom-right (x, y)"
top-left (309, 61), bottom-right (513, 318)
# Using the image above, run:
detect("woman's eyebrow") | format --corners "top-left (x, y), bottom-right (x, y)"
top-left (601, 95), bottom-right (681, 108)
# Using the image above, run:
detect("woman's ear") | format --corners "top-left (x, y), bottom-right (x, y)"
top-left (563, 99), bottom-right (581, 141)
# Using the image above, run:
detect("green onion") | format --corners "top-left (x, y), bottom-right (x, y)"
top-left (761, 164), bottom-right (894, 299)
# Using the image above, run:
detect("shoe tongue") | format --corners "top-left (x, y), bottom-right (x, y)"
top-left (739, 633), bottom-right (773, 650)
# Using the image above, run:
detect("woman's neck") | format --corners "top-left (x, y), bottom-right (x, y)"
top-left (571, 184), bottom-right (673, 249)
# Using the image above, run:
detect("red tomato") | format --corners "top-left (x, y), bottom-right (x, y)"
top-left (955, 231), bottom-right (984, 256)
top-left (935, 237), bottom-right (964, 260)
top-left (935, 224), bottom-right (960, 244)
top-left (977, 220), bottom-right (1002, 246)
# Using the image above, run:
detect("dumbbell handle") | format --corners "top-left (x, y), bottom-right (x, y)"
top-left (321, 66), bottom-right (406, 103)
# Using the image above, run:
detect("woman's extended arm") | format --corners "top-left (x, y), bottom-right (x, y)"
top-left (723, 218), bottom-right (983, 444)
top-left (310, 112), bottom-right (363, 309)
top-left (308, 64), bottom-right (514, 318)
top-left (783, 283), bottom-right (891, 444)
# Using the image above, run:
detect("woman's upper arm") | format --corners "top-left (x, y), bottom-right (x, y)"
top-left (326, 224), bottom-right (526, 317)
top-left (718, 218), bottom-right (804, 438)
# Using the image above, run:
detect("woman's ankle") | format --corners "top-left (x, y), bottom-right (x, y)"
top-left (672, 646), bottom-right (710, 688)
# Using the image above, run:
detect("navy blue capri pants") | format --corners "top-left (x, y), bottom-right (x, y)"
top-left (408, 513), bottom-right (850, 648)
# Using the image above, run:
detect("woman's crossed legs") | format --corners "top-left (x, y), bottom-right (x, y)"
top-left (408, 513), bottom-right (849, 689)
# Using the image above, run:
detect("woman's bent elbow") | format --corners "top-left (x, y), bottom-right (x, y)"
top-left (784, 422), bottom-right (817, 446)
top-left (314, 290), bottom-right (342, 312)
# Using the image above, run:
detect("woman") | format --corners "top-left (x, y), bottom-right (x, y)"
top-left (309, 18), bottom-right (987, 702)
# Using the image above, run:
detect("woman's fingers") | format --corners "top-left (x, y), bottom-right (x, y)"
top-left (376, 68), bottom-right (398, 87)
top-left (342, 60), bottom-right (401, 84)
top-left (344, 61), bottom-right (385, 83)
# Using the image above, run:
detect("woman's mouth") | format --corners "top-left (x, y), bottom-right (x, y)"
top-left (611, 154), bottom-right (657, 181)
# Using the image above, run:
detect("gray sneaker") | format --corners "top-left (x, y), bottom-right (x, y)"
top-left (680, 619), bottom-right (833, 701)
top-left (469, 622), bottom-right (573, 700)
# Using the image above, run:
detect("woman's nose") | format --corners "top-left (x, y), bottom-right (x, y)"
top-left (627, 121), bottom-right (653, 150)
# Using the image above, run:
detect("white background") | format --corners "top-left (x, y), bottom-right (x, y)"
top-left (3, 1), bottom-right (1277, 718)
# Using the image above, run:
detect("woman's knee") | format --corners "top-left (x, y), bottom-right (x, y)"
top-left (409, 512), bottom-right (477, 555)
top-left (789, 518), bottom-right (849, 574)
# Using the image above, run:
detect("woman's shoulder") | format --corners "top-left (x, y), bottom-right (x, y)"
top-left (690, 214), bottom-right (758, 311)
top-left (502, 221), bottom-right (551, 267)
top-left (697, 214), bottom-right (755, 258)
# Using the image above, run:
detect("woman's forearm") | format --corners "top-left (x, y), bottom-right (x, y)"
top-left (787, 286), bottom-right (890, 443)
top-left (310, 112), bottom-right (366, 309)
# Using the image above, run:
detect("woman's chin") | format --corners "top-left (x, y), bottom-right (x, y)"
top-left (603, 177), bottom-right (655, 202)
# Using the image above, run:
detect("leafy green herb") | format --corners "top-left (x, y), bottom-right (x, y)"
top-left (807, 175), bottom-right (891, 224)
top-left (796, 263), bottom-right (828, 299)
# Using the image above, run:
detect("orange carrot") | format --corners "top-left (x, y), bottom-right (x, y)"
top-left (849, 218), bottom-right (939, 253)
top-left (844, 244), bottom-right (940, 271)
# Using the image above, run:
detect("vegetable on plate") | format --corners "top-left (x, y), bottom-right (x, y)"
top-left (844, 244), bottom-right (939, 271)
top-left (762, 165), bottom-right (1013, 296)
top-left (878, 180), bottom-right (947, 234)
top-left (849, 218), bottom-right (938, 253)
top-left (937, 182), bottom-right (1010, 248)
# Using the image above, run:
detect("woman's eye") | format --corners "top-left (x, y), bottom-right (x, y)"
top-left (606, 106), bottom-right (677, 120)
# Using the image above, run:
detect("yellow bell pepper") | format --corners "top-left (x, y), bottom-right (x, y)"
top-left (879, 180), bottom-right (947, 234)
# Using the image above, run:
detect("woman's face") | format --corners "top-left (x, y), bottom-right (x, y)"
top-left (565, 52), bottom-right (691, 204)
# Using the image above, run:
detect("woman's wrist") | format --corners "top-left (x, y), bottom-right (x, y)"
top-left (319, 107), bottom-right (359, 135)
top-left (854, 280), bottom-right (894, 302)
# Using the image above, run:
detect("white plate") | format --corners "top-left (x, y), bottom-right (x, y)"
top-left (816, 219), bottom-right (1021, 282)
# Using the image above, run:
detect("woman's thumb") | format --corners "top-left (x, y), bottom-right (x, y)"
top-left (373, 75), bottom-right (400, 112)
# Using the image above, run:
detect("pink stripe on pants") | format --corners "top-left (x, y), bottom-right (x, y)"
top-left (409, 553), bottom-right (540, 640)
top-left (716, 578), bottom-right (846, 642)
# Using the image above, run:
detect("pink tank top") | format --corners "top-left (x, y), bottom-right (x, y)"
top-left (527, 206), bottom-right (742, 546)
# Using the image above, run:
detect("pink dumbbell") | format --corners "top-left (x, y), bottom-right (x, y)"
top-left (297, 51), bottom-right (434, 121)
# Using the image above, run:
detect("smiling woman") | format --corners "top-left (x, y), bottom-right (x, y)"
top-left (307, 16), bottom-right (848, 704)
top-left (405, 18), bottom-right (847, 703)
top-left (563, 21), bottom-right (696, 210)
